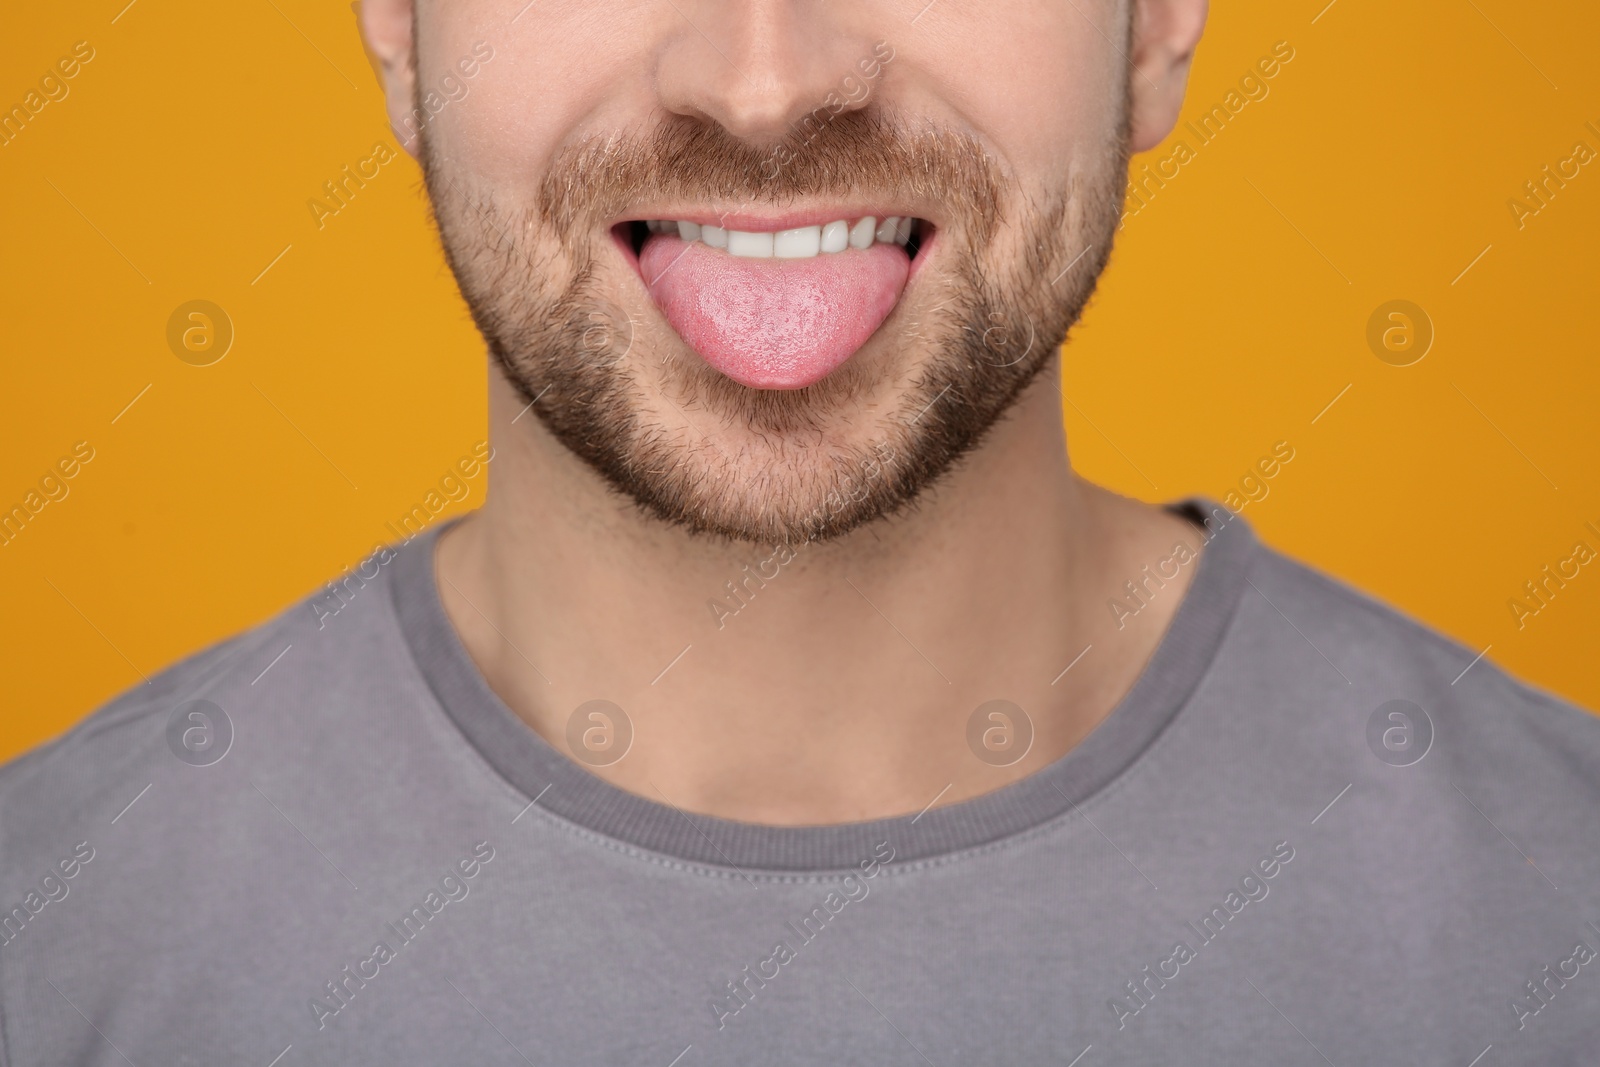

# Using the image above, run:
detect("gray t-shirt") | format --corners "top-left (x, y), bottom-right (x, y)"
top-left (3, 502), bottom-right (1598, 1066)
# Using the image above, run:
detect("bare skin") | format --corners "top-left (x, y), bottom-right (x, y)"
top-left (436, 360), bottom-right (1201, 825)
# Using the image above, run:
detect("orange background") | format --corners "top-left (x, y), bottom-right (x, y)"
top-left (2, 0), bottom-right (1597, 762)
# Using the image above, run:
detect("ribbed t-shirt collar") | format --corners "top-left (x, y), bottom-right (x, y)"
top-left (389, 499), bottom-right (1255, 872)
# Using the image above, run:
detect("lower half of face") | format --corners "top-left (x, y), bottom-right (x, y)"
top-left (421, 56), bottom-right (1127, 546)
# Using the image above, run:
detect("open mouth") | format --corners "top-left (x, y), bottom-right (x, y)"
top-left (615, 215), bottom-right (935, 390)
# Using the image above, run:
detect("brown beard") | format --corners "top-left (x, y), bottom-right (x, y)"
top-left (420, 107), bottom-right (1128, 546)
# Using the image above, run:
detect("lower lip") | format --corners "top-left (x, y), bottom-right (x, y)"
top-left (626, 230), bottom-right (926, 390)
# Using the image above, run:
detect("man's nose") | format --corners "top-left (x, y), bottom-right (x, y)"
top-left (655, 1), bottom-right (878, 143)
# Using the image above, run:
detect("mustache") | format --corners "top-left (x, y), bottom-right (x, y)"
top-left (531, 109), bottom-right (1007, 244)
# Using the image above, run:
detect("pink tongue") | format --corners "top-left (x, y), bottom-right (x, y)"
top-left (640, 235), bottom-right (909, 389)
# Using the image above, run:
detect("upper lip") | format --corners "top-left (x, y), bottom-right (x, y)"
top-left (613, 207), bottom-right (938, 232)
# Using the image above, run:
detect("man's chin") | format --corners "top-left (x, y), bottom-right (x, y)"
top-left (611, 334), bottom-right (920, 544)
top-left (664, 329), bottom-right (897, 431)
top-left (616, 426), bottom-right (910, 546)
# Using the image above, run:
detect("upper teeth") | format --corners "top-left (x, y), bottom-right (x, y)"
top-left (644, 216), bottom-right (917, 258)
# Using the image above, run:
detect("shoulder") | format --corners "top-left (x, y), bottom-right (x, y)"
top-left (0, 541), bottom-right (410, 883)
top-left (1239, 538), bottom-right (1600, 807)
top-left (0, 619), bottom-right (266, 862)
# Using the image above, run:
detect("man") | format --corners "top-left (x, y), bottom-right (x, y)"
top-left (2, 0), bottom-right (1596, 1062)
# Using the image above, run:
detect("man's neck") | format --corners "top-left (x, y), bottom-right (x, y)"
top-left (434, 361), bottom-right (1203, 825)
